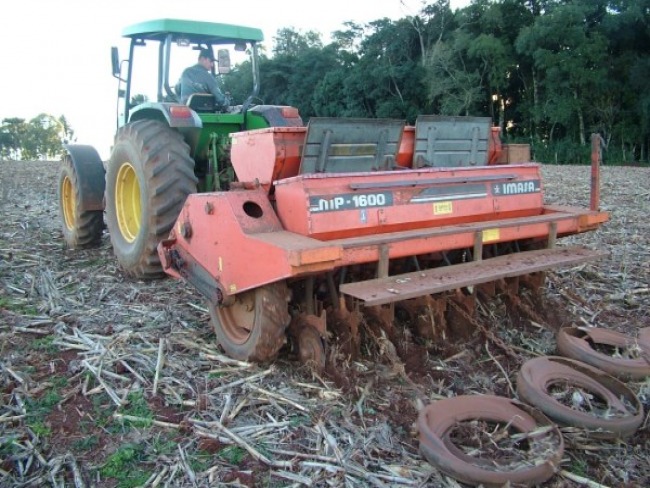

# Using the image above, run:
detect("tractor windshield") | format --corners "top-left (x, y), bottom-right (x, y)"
top-left (127, 40), bottom-right (247, 107)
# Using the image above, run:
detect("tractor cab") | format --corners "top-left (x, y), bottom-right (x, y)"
top-left (110, 18), bottom-right (264, 128)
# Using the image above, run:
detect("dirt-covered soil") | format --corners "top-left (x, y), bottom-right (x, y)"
top-left (0, 160), bottom-right (649, 487)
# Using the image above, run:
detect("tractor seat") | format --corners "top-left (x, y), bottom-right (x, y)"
top-left (187, 93), bottom-right (216, 113)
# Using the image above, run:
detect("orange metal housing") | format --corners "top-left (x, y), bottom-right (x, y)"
top-left (159, 190), bottom-right (606, 298)
top-left (158, 119), bottom-right (608, 302)
top-left (273, 164), bottom-right (543, 240)
top-left (229, 124), bottom-right (506, 192)
top-left (230, 127), bottom-right (306, 191)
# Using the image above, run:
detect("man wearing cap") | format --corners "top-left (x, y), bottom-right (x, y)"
top-left (178, 48), bottom-right (229, 109)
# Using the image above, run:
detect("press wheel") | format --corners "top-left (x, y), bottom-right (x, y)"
top-left (209, 282), bottom-right (290, 362)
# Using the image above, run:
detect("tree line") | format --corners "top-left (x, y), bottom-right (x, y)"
top-left (223, 0), bottom-right (650, 164)
top-left (0, 115), bottom-right (75, 161)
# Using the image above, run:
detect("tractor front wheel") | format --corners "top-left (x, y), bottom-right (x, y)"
top-left (105, 120), bottom-right (197, 278)
top-left (58, 155), bottom-right (104, 248)
top-left (209, 282), bottom-right (291, 362)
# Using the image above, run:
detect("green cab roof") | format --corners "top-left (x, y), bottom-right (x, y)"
top-left (122, 18), bottom-right (264, 44)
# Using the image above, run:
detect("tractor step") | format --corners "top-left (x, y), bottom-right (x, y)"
top-left (339, 246), bottom-right (607, 306)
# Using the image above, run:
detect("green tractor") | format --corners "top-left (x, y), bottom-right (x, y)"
top-left (58, 18), bottom-right (302, 277)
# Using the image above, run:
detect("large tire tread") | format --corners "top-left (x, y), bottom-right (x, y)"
top-left (106, 120), bottom-right (197, 278)
top-left (253, 282), bottom-right (292, 362)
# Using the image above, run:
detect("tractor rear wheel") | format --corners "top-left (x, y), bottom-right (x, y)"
top-left (58, 155), bottom-right (104, 248)
top-left (209, 282), bottom-right (291, 362)
top-left (105, 120), bottom-right (197, 278)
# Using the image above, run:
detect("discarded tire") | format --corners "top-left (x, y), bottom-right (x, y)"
top-left (517, 356), bottom-right (643, 439)
top-left (418, 395), bottom-right (563, 487)
top-left (557, 326), bottom-right (650, 380)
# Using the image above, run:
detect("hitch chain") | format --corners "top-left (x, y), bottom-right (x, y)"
top-left (512, 295), bottom-right (547, 326)
top-left (448, 299), bottom-right (518, 359)
top-left (170, 249), bottom-right (185, 271)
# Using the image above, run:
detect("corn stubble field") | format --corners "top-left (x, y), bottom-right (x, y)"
top-left (0, 160), bottom-right (649, 487)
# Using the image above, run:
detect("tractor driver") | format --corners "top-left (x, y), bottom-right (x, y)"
top-left (178, 48), bottom-right (230, 110)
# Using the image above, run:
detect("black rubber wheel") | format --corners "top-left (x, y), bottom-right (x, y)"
top-left (105, 120), bottom-right (197, 278)
top-left (58, 155), bottom-right (104, 248)
top-left (209, 282), bottom-right (290, 362)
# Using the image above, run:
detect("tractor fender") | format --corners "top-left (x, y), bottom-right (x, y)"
top-left (128, 102), bottom-right (202, 129)
top-left (63, 144), bottom-right (106, 211)
top-left (248, 105), bottom-right (303, 127)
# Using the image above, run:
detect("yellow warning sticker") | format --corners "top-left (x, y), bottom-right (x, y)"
top-left (229, 284), bottom-right (237, 293)
top-left (433, 201), bottom-right (453, 215)
top-left (482, 229), bottom-right (500, 242)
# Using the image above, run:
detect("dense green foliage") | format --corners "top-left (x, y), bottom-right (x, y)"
top-left (0, 114), bottom-right (74, 160)
top-left (223, 0), bottom-right (650, 164)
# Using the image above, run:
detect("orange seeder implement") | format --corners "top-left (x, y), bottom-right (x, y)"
top-left (158, 116), bottom-right (608, 305)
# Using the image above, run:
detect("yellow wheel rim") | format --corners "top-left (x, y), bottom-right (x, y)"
top-left (115, 162), bottom-right (141, 243)
top-left (61, 175), bottom-right (76, 231)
